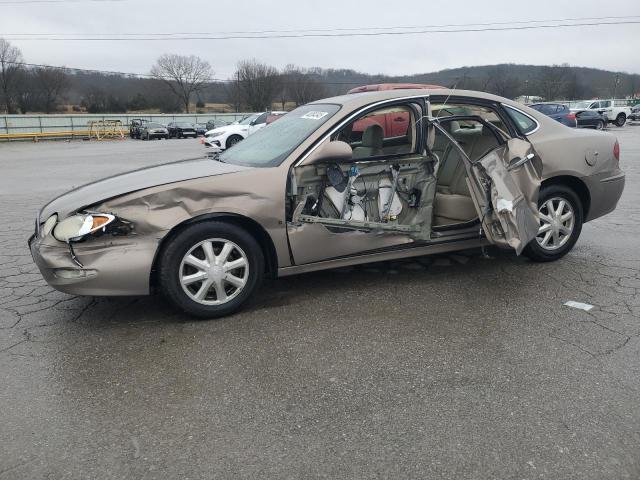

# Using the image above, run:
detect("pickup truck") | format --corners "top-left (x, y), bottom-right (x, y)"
top-left (571, 99), bottom-right (631, 127)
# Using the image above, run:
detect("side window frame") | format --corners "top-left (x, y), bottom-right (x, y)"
top-left (500, 104), bottom-right (540, 137)
top-left (430, 95), bottom-right (518, 139)
top-left (330, 100), bottom-right (424, 162)
top-left (254, 113), bottom-right (268, 125)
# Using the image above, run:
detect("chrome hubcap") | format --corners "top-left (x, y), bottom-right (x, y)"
top-left (536, 197), bottom-right (575, 251)
top-left (179, 238), bottom-right (249, 305)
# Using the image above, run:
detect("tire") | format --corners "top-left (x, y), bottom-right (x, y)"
top-left (523, 184), bottom-right (583, 263)
top-left (226, 134), bottom-right (243, 149)
top-left (159, 222), bottom-right (264, 319)
top-left (145, 133), bottom-right (150, 141)
top-left (165, 135), bottom-right (169, 140)
top-left (615, 113), bottom-right (626, 127)
top-left (595, 120), bottom-right (604, 130)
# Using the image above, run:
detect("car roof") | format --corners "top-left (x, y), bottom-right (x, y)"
top-left (312, 88), bottom-right (519, 110)
top-left (347, 83), bottom-right (444, 93)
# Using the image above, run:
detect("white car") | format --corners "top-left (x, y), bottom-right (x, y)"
top-left (204, 111), bottom-right (286, 150)
top-left (571, 99), bottom-right (632, 127)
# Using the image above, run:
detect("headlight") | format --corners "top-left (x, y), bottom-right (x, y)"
top-left (42, 214), bottom-right (58, 237)
top-left (53, 213), bottom-right (115, 243)
top-left (208, 132), bottom-right (223, 138)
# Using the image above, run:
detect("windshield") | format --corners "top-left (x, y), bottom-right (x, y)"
top-left (238, 114), bottom-right (259, 125)
top-left (176, 122), bottom-right (193, 128)
top-left (573, 101), bottom-right (592, 109)
top-left (218, 104), bottom-right (341, 167)
top-left (148, 123), bottom-right (164, 128)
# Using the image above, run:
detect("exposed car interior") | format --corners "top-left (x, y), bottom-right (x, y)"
top-left (290, 101), bottom-right (506, 240)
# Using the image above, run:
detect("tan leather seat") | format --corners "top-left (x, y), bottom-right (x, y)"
top-left (432, 126), bottom-right (499, 226)
top-left (353, 124), bottom-right (384, 159)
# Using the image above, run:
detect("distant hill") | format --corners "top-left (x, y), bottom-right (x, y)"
top-left (23, 63), bottom-right (640, 114)
top-left (316, 64), bottom-right (640, 101)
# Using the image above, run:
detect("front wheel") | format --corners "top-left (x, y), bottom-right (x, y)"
top-left (226, 134), bottom-right (243, 149)
top-left (159, 222), bottom-right (264, 318)
top-left (595, 120), bottom-right (604, 130)
top-left (523, 184), bottom-right (583, 263)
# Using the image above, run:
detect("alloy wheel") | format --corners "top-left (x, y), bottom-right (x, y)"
top-left (179, 238), bottom-right (249, 305)
top-left (536, 197), bottom-right (575, 251)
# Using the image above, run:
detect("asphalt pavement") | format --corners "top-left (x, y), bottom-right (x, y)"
top-left (1, 129), bottom-right (639, 479)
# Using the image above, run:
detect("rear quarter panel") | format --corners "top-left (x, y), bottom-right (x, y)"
top-left (523, 112), bottom-right (622, 221)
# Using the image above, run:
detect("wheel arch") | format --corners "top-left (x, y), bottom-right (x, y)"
top-left (149, 212), bottom-right (278, 291)
top-left (541, 175), bottom-right (591, 219)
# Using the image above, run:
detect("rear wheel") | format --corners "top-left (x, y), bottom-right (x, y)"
top-left (226, 134), bottom-right (243, 149)
top-left (159, 222), bottom-right (264, 318)
top-left (615, 113), bottom-right (626, 127)
top-left (524, 184), bottom-right (583, 262)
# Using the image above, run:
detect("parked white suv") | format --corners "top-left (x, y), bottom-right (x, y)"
top-left (204, 111), bottom-right (286, 150)
top-left (571, 99), bottom-right (632, 127)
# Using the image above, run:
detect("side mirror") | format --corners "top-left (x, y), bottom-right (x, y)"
top-left (303, 140), bottom-right (353, 166)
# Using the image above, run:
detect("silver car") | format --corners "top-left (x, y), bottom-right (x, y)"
top-left (29, 89), bottom-right (625, 318)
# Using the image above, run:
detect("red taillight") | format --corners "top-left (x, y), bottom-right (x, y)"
top-left (567, 113), bottom-right (576, 120)
top-left (613, 140), bottom-right (620, 161)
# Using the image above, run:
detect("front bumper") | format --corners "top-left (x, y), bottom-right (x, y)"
top-left (204, 137), bottom-right (223, 148)
top-left (29, 233), bottom-right (159, 296)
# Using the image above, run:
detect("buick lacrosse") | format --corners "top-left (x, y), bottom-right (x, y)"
top-left (29, 89), bottom-right (625, 318)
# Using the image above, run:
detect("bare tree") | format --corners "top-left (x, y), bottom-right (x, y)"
top-left (0, 38), bottom-right (23, 114)
top-left (537, 65), bottom-right (570, 101)
top-left (486, 65), bottom-right (520, 99)
top-left (230, 59), bottom-right (282, 111)
top-left (283, 65), bottom-right (326, 107)
top-left (34, 67), bottom-right (69, 113)
top-left (150, 54), bottom-right (213, 113)
top-left (15, 68), bottom-right (37, 113)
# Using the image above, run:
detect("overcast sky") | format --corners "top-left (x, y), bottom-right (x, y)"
top-left (1, 0), bottom-right (639, 78)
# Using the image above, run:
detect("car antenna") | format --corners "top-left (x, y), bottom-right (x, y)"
top-left (439, 77), bottom-right (460, 118)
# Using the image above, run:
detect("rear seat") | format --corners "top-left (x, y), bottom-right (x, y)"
top-left (433, 125), bottom-right (499, 226)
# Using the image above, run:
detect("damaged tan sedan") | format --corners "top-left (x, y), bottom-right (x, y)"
top-left (29, 89), bottom-right (625, 318)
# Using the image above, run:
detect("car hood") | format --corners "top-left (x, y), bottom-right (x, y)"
top-left (40, 157), bottom-right (251, 220)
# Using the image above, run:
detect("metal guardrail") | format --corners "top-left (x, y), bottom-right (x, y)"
top-left (0, 113), bottom-right (251, 141)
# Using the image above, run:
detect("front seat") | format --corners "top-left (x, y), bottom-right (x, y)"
top-left (353, 124), bottom-right (384, 159)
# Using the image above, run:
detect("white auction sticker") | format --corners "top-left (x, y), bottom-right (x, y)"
top-left (301, 111), bottom-right (329, 120)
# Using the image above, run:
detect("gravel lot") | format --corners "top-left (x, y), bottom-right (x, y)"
top-left (1, 129), bottom-right (640, 479)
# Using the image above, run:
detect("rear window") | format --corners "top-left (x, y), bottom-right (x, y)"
top-left (504, 105), bottom-right (539, 135)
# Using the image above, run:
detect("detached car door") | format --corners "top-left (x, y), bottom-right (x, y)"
top-left (430, 116), bottom-right (542, 254)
